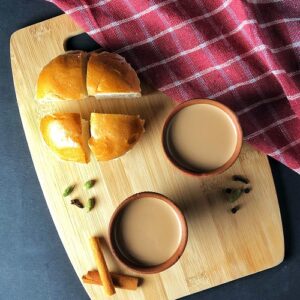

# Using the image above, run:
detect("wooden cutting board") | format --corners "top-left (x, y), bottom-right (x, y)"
top-left (10, 14), bottom-right (284, 300)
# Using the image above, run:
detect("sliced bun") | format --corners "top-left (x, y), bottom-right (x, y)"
top-left (86, 52), bottom-right (141, 98)
top-left (40, 113), bottom-right (89, 163)
top-left (35, 51), bottom-right (88, 101)
top-left (88, 113), bottom-right (145, 161)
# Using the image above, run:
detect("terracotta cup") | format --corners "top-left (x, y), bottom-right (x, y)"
top-left (162, 99), bottom-right (243, 177)
top-left (109, 192), bottom-right (188, 274)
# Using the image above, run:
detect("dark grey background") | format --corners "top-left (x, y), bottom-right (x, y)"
top-left (1, 1), bottom-right (299, 299)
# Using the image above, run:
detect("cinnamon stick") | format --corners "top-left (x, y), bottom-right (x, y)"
top-left (82, 270), bottom-right (139, 290)
top-left (89, 237), bottom-right (116, 296)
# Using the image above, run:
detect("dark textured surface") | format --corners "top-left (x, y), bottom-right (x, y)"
top-left (1, 1), bottom-right (299, 299)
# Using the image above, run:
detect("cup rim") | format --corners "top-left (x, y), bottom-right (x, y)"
top-left (162, 98), bottom-right (243, 177)
top-left (108, 192), bottom-right (188, 274)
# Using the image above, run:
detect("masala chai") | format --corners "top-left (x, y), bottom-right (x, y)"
top-left (163, 99), bottom-right (242, 175)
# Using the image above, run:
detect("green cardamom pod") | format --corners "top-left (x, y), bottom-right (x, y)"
top-left (227, 188), bottom-right (243, 203)
top-left (63, 185), bottom-right (75, 197)
top-left (86, 197), bottom-right (96, 212)
top-left (84, 179), bottom-right (96, 190)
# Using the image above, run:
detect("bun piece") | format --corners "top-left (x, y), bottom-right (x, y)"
top-left (36, 51), bottom-right (88, 101)
top-left (86, 52), bottom-right (141, 98)
top-left (40, 113), bottom-right (88, 163)
top-left (88, 113), bottom-right (145, 161)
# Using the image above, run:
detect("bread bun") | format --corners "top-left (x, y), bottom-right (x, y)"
top-left (35, 51), bottom-right (88, 101)
top-left (88, 113), bottom-right (145, 161)
top-left (86, 52), bottom-right (141, 98)
top-left (40, 113), bottom-right (89, 163)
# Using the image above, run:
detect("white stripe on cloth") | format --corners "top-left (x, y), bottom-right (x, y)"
top-left (232, 69), bottom-right (300, 116)
top-left (209, 70), bottom-right (286, 99)
top-left (237, 93), bottom-right (285, 116)
top-left (128, 0), bottom-right (189, 99)
top-left (269, 138), bottom-right (300, 156)
top-left (65, 0), bottom-right (113, 14)
top-left (171, 1), bottom-right (213, 97)
top-left (288, 92), bottom-right (300, 100)
top-left (244, 114), bottom-right (297, 140)
top-left (137, 18), bottom-right (300, 73)
top-left (198, 3), bottom-right (243, 99)
top-left (272, 41), bottom-right (300, 53)
top-left (160, 42), bottom-right (300, 92)
top-left (117, 15), bottom-right (300, 54)
top-left (88, 0), bottom-right (177, 35)
top-left (246, 0), bottom-right (283, 3)
top-left (268, 104), bottom-right (292, 165)
top-left (114, 0), bottom-right (233, 51)
top-left (260, 17), bottom-right (300, 28)
top-left (154, 1), bottom-right (194, 99)
top-left (289, 70), bottom-right (300, 77)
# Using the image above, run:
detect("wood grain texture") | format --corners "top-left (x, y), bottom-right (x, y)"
top-left (10, 14), bottom-right (284, 300)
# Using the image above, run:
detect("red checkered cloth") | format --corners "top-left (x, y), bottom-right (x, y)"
top-left (49, 0), bottom-right (300, 173)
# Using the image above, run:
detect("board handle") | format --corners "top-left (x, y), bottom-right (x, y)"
top-left (62, 29), bottom-right (84, 51)
top-left (63, 30), bottom-right (103, 52)
top-left (44, 15), bottom-right (102, 52)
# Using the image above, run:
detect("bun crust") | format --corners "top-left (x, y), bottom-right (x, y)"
top-left (36, 51), bottom-right (88, 101)
top-left (88, 113), bottom-right (145, 161)
top-left (40, 113), bottom-right (88, 163)
top-left (86, 52), bottom-right (141, 97)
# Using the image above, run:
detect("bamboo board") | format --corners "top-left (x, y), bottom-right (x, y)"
top-left (10, 14), bottom-right (284, 300)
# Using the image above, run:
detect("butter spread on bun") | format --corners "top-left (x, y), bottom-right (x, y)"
top-left (35, 51), bottom-right (88, 101)
top-left (40, 113), bottom-right (89, 163)
top-left (35, 51), bottom-right (141, 101)
top-left (88, 113), bottom-right (144, 161)
top-left (86, 52), bottom-right (141, 98)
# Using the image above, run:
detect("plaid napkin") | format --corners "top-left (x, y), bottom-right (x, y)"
top-left (49, 0), bottom-right (300, 173)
